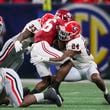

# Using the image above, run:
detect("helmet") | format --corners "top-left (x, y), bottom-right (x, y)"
top-left (41, 13), bottom-right (54, 25)
top-left (55, 9), bottom-right (72, 22)
top-left (58, 21), bottom-right (81, 41)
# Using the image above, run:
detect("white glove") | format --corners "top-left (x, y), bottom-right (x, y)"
top-left (30, 55), bottom-right (49, 65)
top-left (14, 40), bottom-right (23, 52)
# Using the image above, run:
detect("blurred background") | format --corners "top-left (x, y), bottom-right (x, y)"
top-left (0, 0), bottom-right (110, 79)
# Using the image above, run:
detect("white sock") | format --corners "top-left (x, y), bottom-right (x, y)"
top-left (104, 88), bottom-right (108, 95)
top-left (34, 93), bottom-right (44, 102)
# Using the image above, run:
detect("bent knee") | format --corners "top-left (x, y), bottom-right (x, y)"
top-left (91, 73), bottom-right (101, 82)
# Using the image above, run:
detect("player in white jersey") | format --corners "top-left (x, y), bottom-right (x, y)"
top-left (0, 18), bottom-right (41, 71)
top-left (36, 21), bottom-right (110, 104)
top-left (0, 67), bottom-right (62, 107)
top-left (0, 18), bottom-right (41, 105)
top-left (0, 14), bottom-right (64, 106)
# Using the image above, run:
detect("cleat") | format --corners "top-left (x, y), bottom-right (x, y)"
top-left (57, 91), bottom-right (64, 102)
top-left (104, 93), bottom-right (110, 104)
top-left (44, 88), bottom-right (62, 107)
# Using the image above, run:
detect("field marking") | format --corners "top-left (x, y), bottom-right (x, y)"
top-left (21, 79), bottom-right (110, 84)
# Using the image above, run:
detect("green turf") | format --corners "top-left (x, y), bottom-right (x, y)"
top-left (0, 80), bottom-right (110, 110)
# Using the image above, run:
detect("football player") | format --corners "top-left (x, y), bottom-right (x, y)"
top-left (0, 13), bottom-right (64, 106)
top-left (29, 10), bottom-right (78, 94)
top-left (14, 10), bottom-right (81, 102)
top-left (0, 67), bottom-right (62, 107)
top-left (0, 16), bottom-right (42, 70)
top-left (0, 15), bottom-right (43, 106)
top-left (38, 21), bottom-right (110, 104)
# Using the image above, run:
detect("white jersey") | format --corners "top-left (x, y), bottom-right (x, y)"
top-left (21, 19), bottom-right (41, 48)
top-left (22, 19), bottom-right (41, 34)
top-left (0, 19), bottom-right (41, 71)
top-left (66, 34), bottom-right (96, 69)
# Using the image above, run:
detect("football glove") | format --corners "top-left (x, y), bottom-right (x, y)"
top-left (14, 40), bottom-right (23, 52)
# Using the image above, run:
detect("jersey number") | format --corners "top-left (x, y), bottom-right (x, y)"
top-left (72, 43), bottom-right (79, 50)
top-left (29, 24), bottom-right (37, 32)
top-left (42, 19), bottom-right (56, 32)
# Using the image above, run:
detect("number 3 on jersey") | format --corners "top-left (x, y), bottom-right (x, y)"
top-left (29, 24), bottom-right (37, 33)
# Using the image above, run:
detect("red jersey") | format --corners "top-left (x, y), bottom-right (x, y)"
top-left (34, 18), bottom-right (64, 46)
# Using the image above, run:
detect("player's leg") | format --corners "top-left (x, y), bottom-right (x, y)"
top-left (2, 68), bottom-right (62, 107)
top-left (87, 63), bottom-right (110, 104)
top-left (50, 65), bottom-right (81, 82)
top-left (30, 62), bottom-right (52, 94)
top-left (64, 67), bottom-right (81, 81)
top-left (4, 68), bottom-right (23, 107)
top-left (0, 69), bottom-right (10, 105)
top-left (31, 76), bottom-right (51, 93)
top-left (30, 41), bottom-right (63, 93)
top-left (50, 61), bottom-right (73, 102)
top-left (21, 88), bottom-right (62, 107)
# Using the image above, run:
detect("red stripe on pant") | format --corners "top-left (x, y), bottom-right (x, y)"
top-left (41, 42), bottom-right (60, 58)
top-left (6, 74), bottom-right (22, 106)
top-left (0, 43), bottom-right (14, 64)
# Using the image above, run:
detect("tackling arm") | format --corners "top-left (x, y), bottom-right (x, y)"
top-left (50, 50), bottom-right (80, 61)
top-left (48, 50), bottom-right (81, 64)
top-left (14, 29), bottom-right (34, 52)
top-left (17, 29), bottom-right (34, 42)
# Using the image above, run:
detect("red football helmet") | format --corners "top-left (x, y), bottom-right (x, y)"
top-left (55, 9), bottom-right (72, 22)
top-left (41, 13), bottom-right (54, 25)
top-left (59, 21), bottom-right (81, 41)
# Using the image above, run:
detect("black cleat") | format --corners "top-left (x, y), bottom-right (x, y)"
top-left (57, 91), bottom-right (64, 102)
top-left (104, 93), bottom-right (110, 104)
top-left (44, 88), bottom-right (62, 107)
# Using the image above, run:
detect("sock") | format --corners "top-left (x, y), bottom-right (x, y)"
top-left (104, 88), bottom-right (108, 95)
top-left (34, 93), bottom-right (44, 102)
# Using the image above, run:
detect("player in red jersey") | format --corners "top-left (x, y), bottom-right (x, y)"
top-left (29, 10), bottom-right (73, 94)
top-left (14, 10), bottom-right (75, 102)
top-left (30, 14), bottom-right (64, 93)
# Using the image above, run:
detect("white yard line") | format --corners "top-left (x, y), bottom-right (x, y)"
top-left (21, 79), bottom-right (110, 84)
